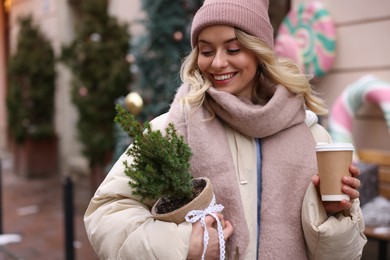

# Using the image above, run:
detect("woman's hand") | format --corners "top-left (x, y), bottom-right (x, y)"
top-left (312, 164), bottom-right (361, 215)
top-left (187, 213), bottom-right (234, 259)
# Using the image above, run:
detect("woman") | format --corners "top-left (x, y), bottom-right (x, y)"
top-left (84, 0), bottom-right (367, 259)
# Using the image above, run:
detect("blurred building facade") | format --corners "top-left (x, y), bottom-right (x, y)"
top-left (0, 0), bottom-right (389, 177)
top-left (294, 0), bottom-right (390, 151)
top-left (0, 0), bottom-right (144, 175)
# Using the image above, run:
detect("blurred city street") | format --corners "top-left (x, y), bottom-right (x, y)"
top-left (0, 152), bottom-right (98, 260)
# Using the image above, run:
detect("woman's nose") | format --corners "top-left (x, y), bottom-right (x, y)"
top-left (211, 50), bottom-right (228, 69)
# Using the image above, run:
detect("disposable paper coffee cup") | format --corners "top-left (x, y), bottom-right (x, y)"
top-left (315, 143), bottom-right (354, 201)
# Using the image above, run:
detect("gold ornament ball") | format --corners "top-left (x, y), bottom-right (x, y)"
top-left (173, 31), bottom-right (183, 41)
top-left (125, 92), bottom-right (143, 116)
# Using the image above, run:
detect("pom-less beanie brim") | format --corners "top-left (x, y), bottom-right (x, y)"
top-left (191, 2), bottom-right (274, 49)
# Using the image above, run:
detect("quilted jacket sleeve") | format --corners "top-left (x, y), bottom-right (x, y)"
top-left (302, 183), bottom-right (367, 260)
top-left (84, 114), bottom-right (192, 260)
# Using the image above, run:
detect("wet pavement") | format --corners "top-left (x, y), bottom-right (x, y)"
top-left (0, 152), bottom-right (98, 260)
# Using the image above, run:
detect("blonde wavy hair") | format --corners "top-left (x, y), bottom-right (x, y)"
top-left (180, 28), bottom-right (328, 115)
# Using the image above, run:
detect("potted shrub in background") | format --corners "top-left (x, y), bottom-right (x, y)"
top-left (60, 0), bottom-right (133, 191)
top-left (6, 15), bottom-right (57, 178)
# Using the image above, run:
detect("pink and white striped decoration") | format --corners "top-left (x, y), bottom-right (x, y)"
top-left (328, 75), bottom-right (390, 146)
top-left (275, 1), bottom-right (336, 78)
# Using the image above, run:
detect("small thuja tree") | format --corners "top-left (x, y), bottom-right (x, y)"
top-left (61, 0), bottom-right (132, 169)
top-left (7, 15), bottom-right (56, 143)
top-left (114, 105), bottom-right (194, 207)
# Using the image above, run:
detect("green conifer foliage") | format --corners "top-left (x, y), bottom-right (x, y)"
top-left (114, 105), bottom-right (193, 202)
top-left (61, 0), bottom-right (132, 167)
top-left (6, 15), bottom-right (56, 143)
top-left (133, 0), bottom-right (202, 120)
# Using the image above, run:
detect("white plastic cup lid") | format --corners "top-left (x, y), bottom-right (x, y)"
top-left (315, 142), bottom-right (355, 152)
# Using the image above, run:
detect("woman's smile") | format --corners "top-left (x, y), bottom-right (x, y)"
top-left (213, 72), bottom-right (237, 83)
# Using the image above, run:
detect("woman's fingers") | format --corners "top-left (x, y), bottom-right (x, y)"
top-left (342, 175), bottom-right (361, 190)
top-left (311, 174), bottom-right (320, 186)
top-left (341, 164), bottom-right (361, 201)
top-left (204, 214), bottom-right (234, 241)
top-left (205, 213), bottom-right (222, 226)
top-left (311, 174), bottom-right (322, 199)
top-left (342, 180), bottom-right (360, 201)
top-left (349, 164), bottom-right (361, 178)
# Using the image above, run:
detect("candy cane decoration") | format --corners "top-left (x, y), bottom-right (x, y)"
top-left (328, 75), bottom-right (390, 147)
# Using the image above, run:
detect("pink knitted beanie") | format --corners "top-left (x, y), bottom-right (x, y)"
top-left (191, 0), bottom-right (274, 49)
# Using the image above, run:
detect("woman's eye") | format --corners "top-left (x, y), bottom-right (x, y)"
top-left (227, 49), bottom-right (240, 54)
top-left (200, 50), bottom-right (213, 56)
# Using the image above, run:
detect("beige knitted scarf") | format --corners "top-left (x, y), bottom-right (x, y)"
top-left (167, 84), bottom-right (317, 259)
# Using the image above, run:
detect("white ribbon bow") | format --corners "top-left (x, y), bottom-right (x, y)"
top-left (185, 195), bottom-right (225, 260)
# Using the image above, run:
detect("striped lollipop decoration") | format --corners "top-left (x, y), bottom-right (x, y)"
top-left (275, 1), bottom-right (336, 77)
top-left (328, 75), bottom-right (390, 150)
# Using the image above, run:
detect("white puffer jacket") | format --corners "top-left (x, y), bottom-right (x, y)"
top-left (84, 111), bottom-right (366, 259)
